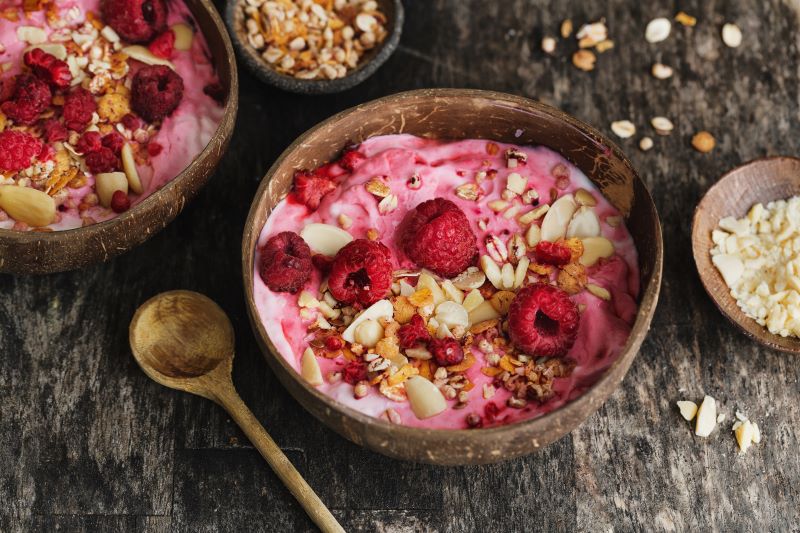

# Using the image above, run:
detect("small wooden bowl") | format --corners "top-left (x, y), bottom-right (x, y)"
top-left (0, 0), bottom-right (238, 275)
top-left (241, 89), bottom-right (663, 464)
top-left (225, 0), bottom-right (403, 94)
top-left (692, 156), bottom-right (800, 353)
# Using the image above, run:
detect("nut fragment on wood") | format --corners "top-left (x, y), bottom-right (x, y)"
top-left (651, 116), bottom-right (674, 135)
top-left (651, 63), bottom-right (673, 79)
top-left (572, 50), bottom-right (596, 72)
top-left (722, 23), bottom-right (743, 48)
top-left (611, 120), bottom-right (636, 139)
top-left (541, 36), bottom-right (556, 54)
top-left (691, 131), bottom-right (715, 153)
top-left (639, 136), bottom-right (654, 151)
top-left (560, 19), bottom-right (573, 38)
top-left (675, 11), bottom-right (697, 27)
top-left (645, 18), bottom-right (671, 43)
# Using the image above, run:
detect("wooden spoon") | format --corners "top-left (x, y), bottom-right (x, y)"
top-left (129, 290), bottom-right (345, 532)
top-left (692, 156), bottom-right (800, 354)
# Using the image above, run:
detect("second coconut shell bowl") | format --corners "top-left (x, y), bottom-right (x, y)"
top-left (242, 89), bottom-right (663, 465)
top-left (0, 0), bottom-right (238, 275)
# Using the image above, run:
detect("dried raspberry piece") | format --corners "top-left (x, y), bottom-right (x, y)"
top-left (148, 29), bottom-right (175, 58)
top-left (102, 0), bottom-right (168, 43)
top-left (534, 241), bottom-right (571, 266)
top-left (102, 131), bottom-right (126, 155)
top-left (63, 88), bottom-right (97, 132)
top-left (23, 48), bottom-right (71, 88)
top-left (110, 190), bottom-right (130, 213)
top-left (507, 283), bottom-right (580, 357)
top-left (397, 314), bottom-right (431, 348)
top-left (41, 119), bottom-right (68, 143)
top-left (293, 169), bottom-right (336, 211)
top-left (203, 82), bottom-right (226, 104)
top-left (259, 231), bottom-right (312, 293)
top-left (0, 130), bottom-right (42, 172)
top-left (328, 239), bottom-right (393, 307)
top-left (147, 142), bottom-right (163, 157)
top-left (324, 336), bottom-right (344, 351)
top-left (131, 65), bottom-right (184, 122)
top-left (342, 360), bottom-right (367, 385)
top-left (38, 143), bottom-right (55, 162)
top-left (311, 253), bottom-right (333, 274)
top-left (0, 77), bottom-right (16, 103)
top-left (429, 337), bottom-right (464, 367)
top-left (338, 147), bottom-right (366, 172)
top-left (76, 131), bottom-right (103, 154)
top-left (121, 113), bottom-right (142, 130)
top-left (85, 147), bottom-right (119, 174)
top-left (397, 198), bottom-right (478, 278)
top-left (0, 75), bottom-right (51, 125)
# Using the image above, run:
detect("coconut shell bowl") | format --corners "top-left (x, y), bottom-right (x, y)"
top-left (0, 0), bottom-right (238, 275)
top-left (692, 156), bottom-right (800, 354)
top-left (241, 89), bottom-right (663, 465)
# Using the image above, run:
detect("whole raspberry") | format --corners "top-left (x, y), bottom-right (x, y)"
top-left (259, 231), bottom-right (312, 293)
top-left (41, 119), bottom-right (68, 143)
top-left (23, 48), bottom-right (71, 88)
top-left (102, 0), bottom-right (168, 43)
top-left (338, 147), bottom-right (366, 171)
top-left (342, 360), bottom-right (367, 385)
top-left (110, 190), bottom-right (131, 213)
top-left (397, 314), bottom-right (431, 348)
top-left (76, 131), bottom-right (103, 154)
top-left (293, 169), bottom-right (336, 210)
top-left (429, 337), bottom-right (464, 367)
top-left (102, 131), bottom-right (126, 155)
top-left (328, 239), bottom-right (393, 307)
top-left (534, 241), bottom-right (571, 266)
top-left (148, 29), bottom-right (175, 59)
top-left (63, 88), bottom-right (97, 132)
top-left (131, 65), bottom-right (184, 122)
top-left (507, 283), bottom-right (580, 357)
top-left (1, 75), bottom-right (52, 125)
top-left (397, 198), bottom-right (478, 278)
top-left (85, 147), bottom-right (119, 174)
top-left (0, 130), bottom-right (42, 172)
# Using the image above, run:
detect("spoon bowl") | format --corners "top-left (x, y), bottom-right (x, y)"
top-left (692, 156), bottom-right (800, 353)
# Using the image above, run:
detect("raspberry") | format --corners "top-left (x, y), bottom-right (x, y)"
top-left (62, 88), bottom-right (97, 132)
top-left (41, 119), bottom-right (68, 143)
top-left (338, 147), bottom-right (366, 171)
top-left (102, 131), bottom-right (126, 155)
top-left (148, 29), bottom-right (175, 58)
top-left (507, 283), bottom-right (580, 357)
top-left (293, 169), bottom-right (336, 210)
top-left (110, 190), bottom-right (130, 213)
top-left (39, 144), bottom-right (55, 162)
top-left (76, 131), bottom-right (103, 154)
top-left (23, 48), bottom-right (71, 88)
top-left (131, 65), bottom-right (184, 122)
top-left (102, 0), bottom-right (168, 43)
top-left (0, 75), bottom-right (52, 125)
top-left (121, 113), bottom-right (142, 130)
top-left (342, 360), bottom-right (367, 385)
top-left (534, 241), bottom-right (571, 266)
top-left (429, 337), bottom-right (464, 367)
top-left (147, 142), bottom-right (163, 157)
top-left (324, 336), bottom-right (344, 351)
top-left (0, 130), bottom-right (42, 172)
top-left (259, 231), bottom-right (312, 293)
top-left (397, 314), bottom-right (431, 348)
top-left (85, 147), bottom-right (119, 174)
top-left (397, 198), bottom-right (478, 278)
top-left (328, 239), bottom-right (393, 307)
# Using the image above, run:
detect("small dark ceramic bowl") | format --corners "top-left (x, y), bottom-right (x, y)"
top-left (225, 0), bottom-right (403, 94)
top-left (0, 0), bottom-right (238, 275)
top-left (692, 156), bottom-right (800, 354)
top-left (241, 89), bottom-right (663, 464)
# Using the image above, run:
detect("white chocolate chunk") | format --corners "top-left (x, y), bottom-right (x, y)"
top-left (712, 254), bottom-right (744, 286)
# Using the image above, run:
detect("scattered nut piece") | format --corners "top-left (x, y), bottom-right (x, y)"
top-left (651, 116), bottom-right (674, 135)
top-left (645, 17), bottom-right (672, 43)
top-left (560, 19), bottom-right (573, 38)
top-left (651, 63), bottom-right (674, 79)
top-left (691, 131), bottom-right (716, 153)
top-left (541, 36), bottom-right (556, 54)
top-left (572, 49), bottom-right (596, 71)
top-left (611, 120), bottom-right (636, 139)
top-left (639, 136), bottom-right (654, 151)
top-left (722, 23), bottom-right (743, 48)
top-left (677, 400), bottom-right (698, 421)
top-left (675, 11), bottom-right (697, 27)
top-left (694, 395), bottom-right (717, 437)
top-left (595, 39), bottom-right (614, 53)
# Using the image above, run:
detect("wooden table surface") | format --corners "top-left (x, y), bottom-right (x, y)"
top-left (2, 1), bottom-right (799, 531)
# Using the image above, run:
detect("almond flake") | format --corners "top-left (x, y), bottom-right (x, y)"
top-left (365, 177), bottom-right (391, 197)
top-left (694, 395), bottom-right (717, 437)
top-left (675, 12), bottom-right (697, 27)
top-left (455, 182), bottom-right (480, 201)
top-left (560, 19), bottom-right (573, 38)
top-left (518, 204), bottom-right (549, 226)
top-left (572, 49), bottom-right (596, 71)
top-left (722, 23), bottom-right (742, 48)
top-left (676, 400), bottom-right (698, 421)
top-left (639, 136), bottom-right (654, 151)
top-left (651, 116), bottom-right (674, 135)
top-left (645, 17), bottom-right (671, 43)
top-left (586, 283), bottom-right (611, 301)
top-left (651, 63), bottom-right (673, 79)
top-left (611, 120), bottom-right (636, 139)
top-left (488, 199), bottom-right (509, 212)
top-left (541, 36), bottom-right (556, 54)
top-left (378, 193), bottom-right (398, 214)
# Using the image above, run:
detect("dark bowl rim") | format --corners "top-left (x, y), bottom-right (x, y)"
top-left (691, 155), bottom-right (800, 354)
top-left (0, 0), bottom-right (239, 243)
top-left (224, 0), bottom-right (404, 94)
top-left (241, 88), bottom-right (664, 440)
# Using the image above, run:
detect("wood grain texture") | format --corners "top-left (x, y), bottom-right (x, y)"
top-left (2, 0), bottom-right (800, 530)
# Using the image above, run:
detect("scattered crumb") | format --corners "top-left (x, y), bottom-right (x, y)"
top-left (691, 131), bottom-right (715, 153)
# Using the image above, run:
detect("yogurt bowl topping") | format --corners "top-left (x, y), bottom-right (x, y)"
top-left (253, 134), bottom-right (640, 430)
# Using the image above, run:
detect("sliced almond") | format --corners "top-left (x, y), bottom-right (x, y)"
top-left (417, 272), bottom-right (445, 305)
top-left (300, 223), bottom-right (353, 256)
top-left (301, 348), bottom-right (323, 386)
top-left (0, 186), bottom-right (56, 227)
top-left (440, 279), bottom-right (465, 304)
top-left (122, 45), bottom-right (176, 69)
top-left (405, 376), bottom-right (447, 419)
top-left (488, 199), bottom-right (509, 212)
top-left (24, 43), bottom-right (67, 60)
top-left (435, 301), bottom-right (469, 329)
top-left (341, 299), bottom-right (393, 343)
top-left (490, 290), bottom-right (515, 315)
top-left (468, 300), bottom-right (501, 325)
top-left (514, 256), bottom-right (530, 288)
top-left (518, 204), bottom-right (549, 226)
top-left (121, 143), bottom-right (143, 194)
top-left (722, 23), bottom-right (742, 48)
top-left (734, 419), bottom-right (754, 452)
top-left (525, 223), bottom-right (542, 247)
top-left (171, 23), bottom-right (194, 51)
top-left (574, 188), bottom-right (597, 207)
top-left (377, 194), bottom-right (398, 214)
top-left (586, 283), bottom-right (611, 301)
top-left (567, 206), bottom-right (601, 238)
top-left (95, 172), bottom-right (129, 208)
top-left (540, 194), bottom-right (577, 242)
top-left (611, 120), bottom-right (636, 139)
top-left (651, 116), bottom-right (674, 135)
top-left (16, 26), bottom-right (47, 44)
top-left (506, 172), bottom-right (527, 195)
top-left (677, 400), bottom-right (698, 421)
top-left (480, 255), bottom-right (503, 289)
top-left (354, 319), bottom-right (384, 348)
top-left (451, 267), bottom-right (486, 291)
top-left (462, 289), bottom-right (484, 312)
top-left (501, 262), bottom-right (515, 289)
top-left (580, 237), bottom-right (615, 266)
top-left (694, 395), bottom-right (717, 437)
top-left (645, 17), bottom-right (671, 43)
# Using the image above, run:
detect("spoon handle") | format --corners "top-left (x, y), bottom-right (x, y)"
top-left (215, 386), bottom-right (345, 533)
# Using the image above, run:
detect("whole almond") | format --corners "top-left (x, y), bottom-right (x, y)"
top-left (0, 186), bottom-right (56, 227)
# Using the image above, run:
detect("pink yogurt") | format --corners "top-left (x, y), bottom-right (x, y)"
top-left (253, 134), bottom-right (640, 429)
top-left (0, 0), bottom-right (224, 230)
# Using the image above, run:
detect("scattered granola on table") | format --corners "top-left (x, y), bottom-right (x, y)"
top-left (252, 134), bottom-right (641, 429)
top-left (240, 0), bottom-right (388, 80)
